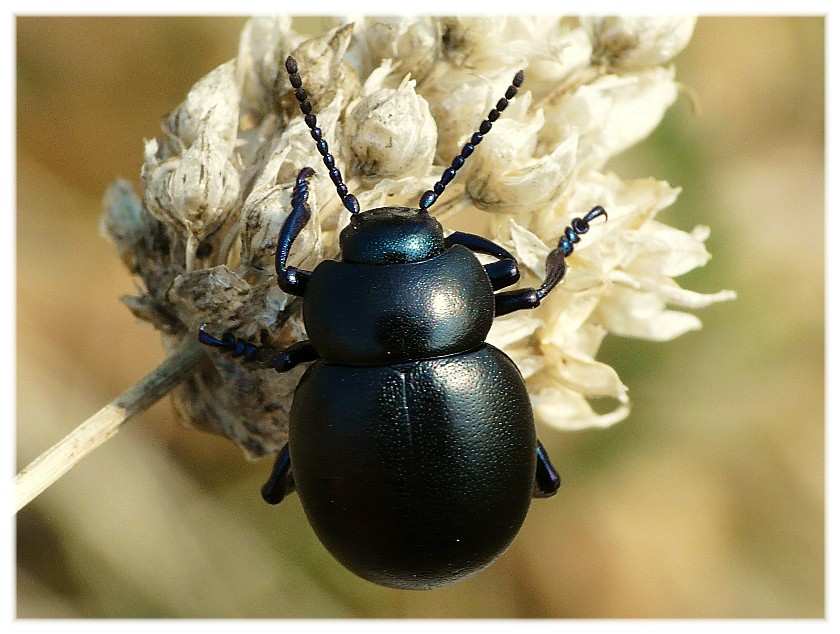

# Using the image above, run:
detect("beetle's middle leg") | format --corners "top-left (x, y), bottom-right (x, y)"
top-left (197, 329), bottom-right (308, 505)
top-left (493, 206), bottom-right (607, 317)
top-left (198, 326), bottom-right (319, 372)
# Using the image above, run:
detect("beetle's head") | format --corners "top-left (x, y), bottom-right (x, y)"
top-left (340, 207), bottom-right (444, 265)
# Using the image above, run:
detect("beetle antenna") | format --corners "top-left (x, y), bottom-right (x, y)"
top-left (286, 55), bottom-right (360, 215)
top-left (418, 69), bottom-right (525, 212)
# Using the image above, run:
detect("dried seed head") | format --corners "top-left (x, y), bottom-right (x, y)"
top-left (102, 16), bottom-right (733, 458)
top-left (143, 120), bottom-right (240, 271)
top-left (277, 23), bottom-right (359, 114)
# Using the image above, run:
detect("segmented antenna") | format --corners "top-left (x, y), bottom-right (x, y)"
top-left (286, 56), bottom-right (360, 214)
top-left (418, 69), bottom-right (525, 211)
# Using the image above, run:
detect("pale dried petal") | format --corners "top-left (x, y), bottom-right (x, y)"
top-left (542, 290), bottom-right (604, 341)
top-left (236, 16), bottom-right (299, 117)
top-left (543, 346), bottom-right (629, 402)
top-left (506, 347), bottom-right (544, 381)
top-left (276, 94), bottom-right (346, 200)
top-left (163, 60), bottom-right (240, 155)
top-left (439, 16), bottom-right (546, 70)
top-left (346, 74), bottom-right (437, 180)
top-left (621, 221), bottom-right (714, 276)
top-left (423, 71), bottom-right (504, 162)
top-left (356, 176), bottom-right (431, 211)
top-left (610, 269), bottom-right (737, 310)
top-left (507, 218), bottom-right (551, 277)
top-left (584, 16), bottom-right (696, 70)
top-left (525, 27), bottom-right (592, 89)
top-left (354, 17), bottom-right (441, 82)
top-left (531, 382), bottom-right (631, 431)
top-left (487, 314), bottom-right (543, 349)
top-left (542, 68), bottom-right (679, 167)
top-left (595, 286), bottom-right (705, 341)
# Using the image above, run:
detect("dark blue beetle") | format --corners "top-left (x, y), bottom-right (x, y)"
top-left (199, 56), bottom-right (607, 590)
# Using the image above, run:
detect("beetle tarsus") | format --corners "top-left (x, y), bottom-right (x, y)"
top-left (492, 206), bottom-right (607, 316)
top-left (198, 326), bottom-right (319, 372)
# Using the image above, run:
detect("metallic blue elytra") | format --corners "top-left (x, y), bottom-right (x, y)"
top-left (198, 55), bottom-right (607, 590)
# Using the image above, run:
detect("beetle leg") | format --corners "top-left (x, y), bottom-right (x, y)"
top-left (533, 439), bottom-right (561, 498)
top-left (198, 326), bottom-right (319, 372)
top-left (445, 231), bottom-right (520, 291)
top-left (261, 444), bottom-right (296, 505)
top-left (493, 239), bottom-right (570, 317)
top-left (275, 167), bottom-right (316, 297)
top-left (493, 206), bottom-right (607, 317)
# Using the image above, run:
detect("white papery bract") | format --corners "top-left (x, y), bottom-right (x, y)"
top-left (103, 16), bottom-right (733, 457)
top-left (583, 16), bottom-right (697, 70)
top-left (346, 71), bottom-right (437, 180)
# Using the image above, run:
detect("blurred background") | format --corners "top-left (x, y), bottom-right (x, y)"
top-left (15, 17), bottom-right (824, 618)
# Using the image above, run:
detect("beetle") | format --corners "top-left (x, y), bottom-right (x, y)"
top-left (199, 56), bottom-right (607, 590)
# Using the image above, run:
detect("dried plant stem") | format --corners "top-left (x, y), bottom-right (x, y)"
top-left (15, 339), bottom-right (206, 514)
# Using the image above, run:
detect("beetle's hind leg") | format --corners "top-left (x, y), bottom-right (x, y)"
top-left (261, 444), bottom-right (295, 504)
top-left (533, 440), bottom-right (561, 498)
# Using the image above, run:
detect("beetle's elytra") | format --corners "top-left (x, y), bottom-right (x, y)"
top-left (199, 56), bottom-right (607, 590)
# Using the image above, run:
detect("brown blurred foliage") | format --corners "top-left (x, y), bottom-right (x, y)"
top-left (16, 16), bottom-right (824, 617)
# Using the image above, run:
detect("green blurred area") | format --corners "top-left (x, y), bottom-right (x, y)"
top-left (15, 16), bottom-right (824, 617)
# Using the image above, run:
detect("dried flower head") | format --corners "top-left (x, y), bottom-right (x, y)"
top-left (102, 16), bottom-right (734, 459)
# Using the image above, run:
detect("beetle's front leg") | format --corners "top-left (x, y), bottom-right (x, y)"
top-left (198, 326), bottom-right (319, 372)
top-left (275, 167), bottom-right (317, 297)
top-left (445, 231), bottom-right (520, 290)
top-left (494, 206), bottom-right (607, 317)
